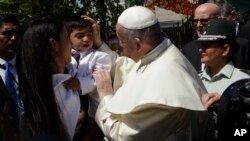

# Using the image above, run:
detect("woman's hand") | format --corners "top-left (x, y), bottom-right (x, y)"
top-left (93, 69), bottom-right (113, 101)
top-left (81, 15), bottom-right (103, 47)
top-left (63, 77), bottom-right (80, 91)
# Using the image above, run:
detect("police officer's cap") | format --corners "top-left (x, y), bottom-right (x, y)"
top-left (197, 19), bottom-right (236, 42)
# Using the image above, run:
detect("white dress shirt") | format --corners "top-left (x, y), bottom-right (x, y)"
top-left (70, 43), bottom-right (113, 117)
top-left (200, 61), bottom-right (250, 95)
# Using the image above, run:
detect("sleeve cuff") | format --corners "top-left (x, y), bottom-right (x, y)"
top-left (99, 95), bottom-right (113, 107)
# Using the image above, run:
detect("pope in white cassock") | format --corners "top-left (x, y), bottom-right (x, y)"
top-left (93, 6), bottom-right (213, 141)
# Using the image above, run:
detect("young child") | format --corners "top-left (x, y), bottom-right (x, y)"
top-left (63, 17), bottom-right (113, 140)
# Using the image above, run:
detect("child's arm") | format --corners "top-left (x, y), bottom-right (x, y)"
top-left (95, 53), bottom-right (113, 71)
top-left (98, 42), bottom-right (118, 62)
top-left (77, 75), bottom-right (95, 95)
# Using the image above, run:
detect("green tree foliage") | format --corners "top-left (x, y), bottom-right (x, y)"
top-left (0, 0), bottom-right (125, 39)
top-left (105, 0), bottom-right (125, 38)
top-left (78, 0), bottom-right (124, 39)
top-left (76, 0), bottom-right (144, 38)
top-left (125, 0), bottom-right (144, 8)
top-left (0, 0), bottom-right (76, 27)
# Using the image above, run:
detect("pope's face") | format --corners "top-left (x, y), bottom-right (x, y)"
top-left (116, 24), bottom-right (139, 62)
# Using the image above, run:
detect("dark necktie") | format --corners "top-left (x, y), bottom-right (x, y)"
top-left (4, 63), bottom-right (16, 96)
top-left (73, 52), bottom-right (81, 63)
top-left (3, 62), bottom-right (19, 122)
top-left (73, 52), bottom-right (81, 71)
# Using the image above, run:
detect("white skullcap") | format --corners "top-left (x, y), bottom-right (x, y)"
top-left (118, 6), bottom-right (158, 29)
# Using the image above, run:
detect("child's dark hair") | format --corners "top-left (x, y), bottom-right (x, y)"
top-left (64, 16), bottom-right (92, 34)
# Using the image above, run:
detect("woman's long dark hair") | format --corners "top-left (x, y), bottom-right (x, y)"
top-left (16, 20), bottom-right (68, 140)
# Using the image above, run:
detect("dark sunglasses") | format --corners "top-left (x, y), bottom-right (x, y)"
top-left (193, 18), bottom-right (211, 25)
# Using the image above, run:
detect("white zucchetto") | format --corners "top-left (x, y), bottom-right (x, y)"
top-left (118, 6), bottom-right (158, 29)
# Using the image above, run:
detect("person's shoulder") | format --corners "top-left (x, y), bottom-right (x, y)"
top-left (238, 20), bottom-right (250, 40)
top-left (183, 40), bottom-right (199, 46)
top-left (91, 49), bottom-right (111, 58)
top-left (236, 37), bottom-right (249, 44)
top-left (240, 20), bottom-right (250, 29)
top-left (91, 49), bottom-right (113, 64)
top-left (233, 67), bottom-right (250, 78)
top-left (116, 56), bottom-right (134, 64)
top-left (238, 69), bottom-right (250, 75)
top-left (114, 56), bottom-right (136, 70)
top-left (93, 49), bottom-right (109, 55)
top-left (181, 40), bottom-right (200, 52)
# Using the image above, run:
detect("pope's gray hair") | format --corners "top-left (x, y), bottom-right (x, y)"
top-left (122, 22), bottom-right (162, 46)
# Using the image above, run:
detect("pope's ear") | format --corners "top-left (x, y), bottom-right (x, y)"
top-left (134, 37), bottom-right (143, 50)
top-left (49, 38), bottom-right (59, 51)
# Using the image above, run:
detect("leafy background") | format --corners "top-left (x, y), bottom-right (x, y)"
top-left (0, 0), bottom-right (249, 41)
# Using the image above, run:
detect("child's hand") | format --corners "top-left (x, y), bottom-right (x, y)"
top-left (63, 77), bottom-right (81, 91)
top-left (81, 15), bottom-right (103, 48)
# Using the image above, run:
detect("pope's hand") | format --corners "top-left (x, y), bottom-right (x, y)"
top-left (202, 92), bottom-right (221, 110)
top-left (93, 69), bottom-right (113, 101)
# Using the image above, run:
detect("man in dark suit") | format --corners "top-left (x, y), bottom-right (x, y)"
top-left (216, 1), bottom-right (250, 70)
top-left (238, 20), bottom-right (250, 41)
top-left (237, 20), bottom-right (250, 70)
top-left (233, 38), bottom-right (250, 70)
top-left (181, 3), bottom-right (221, 72)
top-left (182, 2), bottom-right (250, 72)
top-left (0, 14), bottom-right (21, 141)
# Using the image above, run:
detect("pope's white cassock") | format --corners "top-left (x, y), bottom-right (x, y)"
top-left (96, 38), bottom-right (212, 141)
